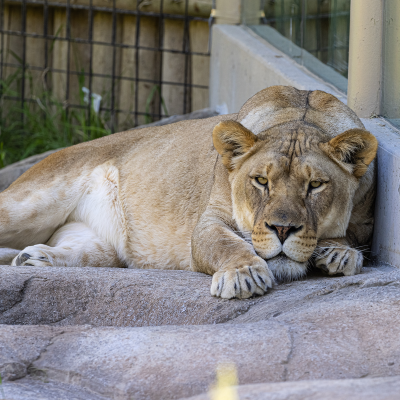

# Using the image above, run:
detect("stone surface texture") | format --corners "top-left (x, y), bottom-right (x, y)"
top-left (1, 264), bottom-right (400, 399)
top-left (2, 378), bottom-right (108, 400)
top-left (0, 247), bottom-right (20, 265)
top-left (183, 376), bottom-right (400, 400)
top-left (0, 266), bottom-right (256, 327)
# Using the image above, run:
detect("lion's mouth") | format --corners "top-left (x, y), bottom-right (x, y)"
top-left (265, 252), bottom-right (308, 282)
top-left (267, 252), bottom-right (290, 261)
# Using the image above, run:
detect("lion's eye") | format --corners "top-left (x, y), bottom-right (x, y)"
top-left (310, 181), bottom-right (322, 188)
top-left (256, 177), bottom-right (268, 185)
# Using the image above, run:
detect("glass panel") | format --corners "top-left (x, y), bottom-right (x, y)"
top-left (382, 0), bottom-right (400, 129)
top-left (245, 0), bottom-right (350, 93)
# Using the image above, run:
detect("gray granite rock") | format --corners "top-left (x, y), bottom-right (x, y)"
top-left (0, 266), bottom-right (257, 327)
top-left (0, 247), bottom-right (19, 265)
top-left (0, 325), bottom-right (69, 382)
top-left (0, 308), bottom-right (399, 399)
top-left (1, 377), bottom-right (107, 400)
top-left (1, 264), bottom-right (400, 399)
top-left (182, 376), bottom-right (400, 400)
top-left (1, 264), bottom-right (399, 331)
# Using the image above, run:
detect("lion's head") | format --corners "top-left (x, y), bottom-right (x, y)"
top-left (213, 86), bottom-right (378, 280)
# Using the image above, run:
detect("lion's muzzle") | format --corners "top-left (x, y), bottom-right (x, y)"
top-left (265, 223), bottom-right (303, 244)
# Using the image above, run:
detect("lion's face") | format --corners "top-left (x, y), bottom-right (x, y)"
top-left (213, 120), bottom-right (377, 277)
top-left (230, 125), bottom-right (359, 263)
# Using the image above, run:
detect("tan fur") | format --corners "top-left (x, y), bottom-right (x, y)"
top-left (320, 129), bottom-right (378, 178)
top-left (0, 86), bottom-right (378, 299)
top-left (213, 121), bottom-right (258, 170)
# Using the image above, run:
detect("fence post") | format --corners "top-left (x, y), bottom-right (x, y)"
top-left (189, 21), bottom-right (209, 111)
top-left (347, 0), bottom-right (383, 118)
top-left (162, 19), bottom-right (185, 117)
top-left (213, 0), bottom-right (262, 25)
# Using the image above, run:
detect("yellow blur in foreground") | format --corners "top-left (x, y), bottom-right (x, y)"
top-left (209, 363), bottom-right (239, 400)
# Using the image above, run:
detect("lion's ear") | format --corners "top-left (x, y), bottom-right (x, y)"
top-left (320, 129), bottom-right (378, 178)
top-left (213, 121), bottom-right (258, 171)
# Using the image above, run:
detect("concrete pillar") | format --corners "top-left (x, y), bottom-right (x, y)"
top-left (381, 0), bottom-right (400, 120)
top-left (213, 0), bottom-right (262, 25)
top-left (347, 0), bottom-right (383, 118)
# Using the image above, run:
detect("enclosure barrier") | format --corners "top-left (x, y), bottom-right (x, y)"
top-left (0, 0), bottom-right (212, 131)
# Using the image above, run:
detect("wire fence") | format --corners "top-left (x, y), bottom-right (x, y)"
top-left (0, 0), bottom-right (213, 134)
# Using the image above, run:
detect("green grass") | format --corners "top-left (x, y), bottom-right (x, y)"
top-left (0, 373), bottom-right (5, 400)
top-left (0, 25), bottom-right (171, 168)
top-left (0, 68), bottom-right (111, 168)
top-left (0, 73), bottom-right (169, 168)
top-left (144, 84), bottom-right (169, 125)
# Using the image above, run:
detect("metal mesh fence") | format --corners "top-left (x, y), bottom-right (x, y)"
top-left (0, 0), bottom-right (213, 133)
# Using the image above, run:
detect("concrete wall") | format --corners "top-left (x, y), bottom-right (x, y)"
top-left (210, 25), bottom-right (400, 268)
top-left (363, 119), bottom-right (400, 267)
top-left (209, 25), bottom-right (347, 113)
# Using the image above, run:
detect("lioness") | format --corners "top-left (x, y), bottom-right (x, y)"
top-left (1, 86), bottom-right (377, 299)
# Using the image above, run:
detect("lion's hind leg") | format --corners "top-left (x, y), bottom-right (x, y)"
top-left (12, 222), bottom-right (125, 268)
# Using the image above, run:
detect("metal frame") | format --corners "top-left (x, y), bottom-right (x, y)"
top-left (259, 0), bottom-right (351, 78)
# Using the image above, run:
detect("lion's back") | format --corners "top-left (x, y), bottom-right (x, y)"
top-left (237, 85), bottom-right (364, 136)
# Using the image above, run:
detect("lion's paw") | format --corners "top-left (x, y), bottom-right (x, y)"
top-left (210, 258), bottom-right (274, 299)
top-left (11, 245), bottom-right (54, 267)
top-left (315, 245), bottom-right (363, 276)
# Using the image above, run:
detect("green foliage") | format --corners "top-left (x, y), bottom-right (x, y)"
top-left (0, 68), bottom-right (111, 168)
top-left (0, 38), bottom-right (171, 168)
top-left (0, 373), bottom-right (5, 400)
top-left (144, 84), bottom-right (169, 124)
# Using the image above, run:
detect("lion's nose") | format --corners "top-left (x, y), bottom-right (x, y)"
top-left (266, 223), bottom-right (302, 244)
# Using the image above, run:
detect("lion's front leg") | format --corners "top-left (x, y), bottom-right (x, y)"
top-left (191, 214), bottom-right (274, 299)
top-left (314, 238), bottom-right (364, 276)
top-left (209, 255), bottom-right (274, 299)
